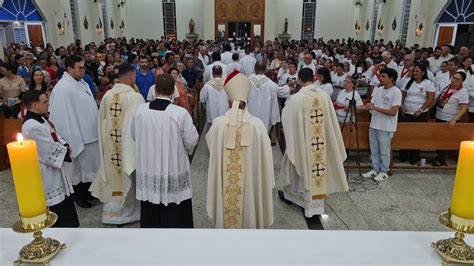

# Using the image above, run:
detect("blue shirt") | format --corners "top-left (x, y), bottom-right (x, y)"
top-left (17, 65), bottom-right (29, 79)
top-left (181, 68), bottom-right (199, 88)
top-left (135, 69), bottom-right (155, 99)
top-left (83, 74), bottom-right (97, 99)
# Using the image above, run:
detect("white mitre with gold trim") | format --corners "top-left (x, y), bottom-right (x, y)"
top-left (224, 71), bottom-right (251, 149)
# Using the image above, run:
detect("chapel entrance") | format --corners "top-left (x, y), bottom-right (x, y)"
top-left (215, 0), bottom-right (265, 46)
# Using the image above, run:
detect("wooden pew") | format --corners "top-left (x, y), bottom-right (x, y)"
top-left (341, 122), bottom-right (474, 150)
top-left (0, 118), bottom-right (22, 170)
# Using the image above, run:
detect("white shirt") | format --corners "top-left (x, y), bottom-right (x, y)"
top-left (396, 66), bottom-right (411, 88)
top-left (370, 86), bottom-right (402, 132)
top-left (335, 89), bottom-right (363, 122)
top-left (434, 71), bottom-right (450, 96)
top-left (240, 54), bottom-right (257, 76)
top-left (316, 82), bottom-right (334, 97)
top-left (200, 78), bottom-right (229, 123)
top-left (331, 73), bottom-right (348, 88)
top-left (428, 57), bottom-right (443, 74)
top-left (301, 63), bottom-right (316, 74)
top-left (436, 87), bottom-right (469, 121)
top-left (146, 84), bottom-right (180, 102)
top-left (401, 79), bottom-right (436, 114)
top-left (279, 72), bottom-right (298, 86)
top-left (131, 100), bottom-right (199, 205)
top-left (385, 60), bottom-right (398, 70)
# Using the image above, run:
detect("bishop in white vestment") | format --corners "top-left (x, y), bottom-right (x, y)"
top-left (206, 70), bottom-right (275, 229)
top-left (22, 90), bottom-right (79, 227)
top-left (49, 55), bottom-right (100, 208)
top-left (200, 65), bottom-right (229, 125)
top-left (90, 64), bottom-right (145, 225)
top-left (132, 74), bottom-right (199, 228)
top-left (248, 63), bottom-right (290, 132)
top-left (279, 68), bottom-right (348, 218)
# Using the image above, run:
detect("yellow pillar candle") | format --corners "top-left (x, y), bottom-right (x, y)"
top-left (450, 141), bottom-right (474, 219)
top-left (6, 134), bottom-right (47, 218)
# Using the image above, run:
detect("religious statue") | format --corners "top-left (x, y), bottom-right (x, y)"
top-left (189, 18), bottom-right (195, 33)
top-left (284, 17), bottom-right (288, 33)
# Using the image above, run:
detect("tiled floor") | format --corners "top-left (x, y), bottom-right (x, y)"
top-left (0, 135), bottom-right (454, 231)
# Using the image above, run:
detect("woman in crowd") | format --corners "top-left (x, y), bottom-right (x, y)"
top-left (432, 71), bottom-right (469, 166)
top-left (29, 69), bottom-right (48, 92)
top-left (316, 67), bottom-right (334, 97)
top-left (169, 67), bottom-right (190, 113)
top-left (334, 77), bottom-right (364, 123)
top-left (45, 54), bottom-right (61, 85)
top-left (399, 64), bottom-right (436, 165)
top-left (0, 63), bottom-right (27, 118)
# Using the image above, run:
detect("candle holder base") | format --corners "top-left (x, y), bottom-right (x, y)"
top-left (431, 232), bottom-right (474, 266)
top-left (13, 231), bottom-right (66, 266)
top-left (431, 212), bottom-right (474, 265)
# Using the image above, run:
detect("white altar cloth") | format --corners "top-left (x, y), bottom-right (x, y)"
top-left (1, 228), bottom-right (472, 265)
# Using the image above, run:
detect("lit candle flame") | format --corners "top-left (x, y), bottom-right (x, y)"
top-left (17, 133), bottom-right (24, 146)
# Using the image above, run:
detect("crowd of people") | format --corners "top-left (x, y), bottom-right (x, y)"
top-left (2, 36), bottom-right (473, 228)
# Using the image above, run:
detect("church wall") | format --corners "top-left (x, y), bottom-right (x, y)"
top-left (203, 0), bottom-right (215, 41)
top-left (378, 0), bottom-right (404, 43)
top-left (77, 1), bottom-right (103, 45)
top-left (314, 0), bottom-right (357, 41)
top-left (106, 0), bottom-right (123, 39)
top-left (354, 0), bottom-right (374, 41)
top-left (264, 0), bottom-right (276, 40)
top-left (35, 0), bottom-right (74, 48)
top-left (118, 0), bottom-right (164, 40)
top-left (274, 0), bottom-right (303, 40)
top-left (175, 0), bottom-right (205, 41)
top-left (405, 0), bottom-right (447, 48)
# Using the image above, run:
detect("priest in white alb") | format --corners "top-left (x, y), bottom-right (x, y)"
top-left (206, 70), bottom-right (275, 229)
top-left (132, 74), bottom-right (199, 228)
top-left (90, 64), bottom-right (145, 225)
top-left (279, 68), bottom-right (348, 218)
top-left (248, 62), bottom-right (291, 132)
top-left (49, 55), bottom-right (100, 208)
top-left (200, 65), bottom-right (228, 126)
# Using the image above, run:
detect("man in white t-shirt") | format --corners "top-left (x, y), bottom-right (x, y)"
top-left (362, 68), bottom-right (402, 182)
top-left (427, 47), bottom-right (443, 74)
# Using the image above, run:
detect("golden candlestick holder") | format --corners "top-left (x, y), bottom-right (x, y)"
top-left (12, 211), bottom-right (66, 266)
top-left (432, 212), bottom-right (474, 266)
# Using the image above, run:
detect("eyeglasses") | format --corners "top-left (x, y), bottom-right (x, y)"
top-left (452, 76), bottom-right (462, 81)
top-left (75, 66), bottom-right (85, 71)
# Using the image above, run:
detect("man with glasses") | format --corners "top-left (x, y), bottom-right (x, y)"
top-left (49, 55), bottom-right (100, 209)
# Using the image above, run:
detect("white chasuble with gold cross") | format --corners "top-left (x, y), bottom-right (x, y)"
top-left (90, 84), bottom-right (144, 224)
top-left (280, 84), bottom-right (348, 218)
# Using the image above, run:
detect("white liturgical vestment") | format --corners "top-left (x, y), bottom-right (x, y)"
top-left (206, 109), bottom-right (275, 229)
top-left (49, 72), bottom-right (99, 184)
top-left (90, 84), bottom-right (144, 224)
top-left (280, 84), bottom-right (348, 217)
top-left (200, 78), bottom-right (229, 123)
top-left (22, 115), bottom-right (74, 206)
top-left (248, 74), bottom-right (289, 132)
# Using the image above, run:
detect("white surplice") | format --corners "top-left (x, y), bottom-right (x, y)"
top-left (248, 74), bottom-right (289, 132)
top-left (49, 72), bottom-right (99, 184)
top-left (22, 115), bottom-right (74, 206)
top-left (131, 99), bottom-right (199, 205)
top-left (90, 84), bottom-right (145, 224)
top-left (280, 84), bottom-right (348, 218)
top-left (239, 54), bottom-right (257, 77)
top-left (203, 61), bottom-right (229, 83)
top-left (206, 110), bottom-right (275, 229)
top-left (200, 78), bottom-right (229, 123)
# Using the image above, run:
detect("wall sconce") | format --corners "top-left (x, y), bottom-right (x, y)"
top-left (118, 20), bottom-right (125, 33)
top-left (414, 14), bottom-right (424, 37)
top-left (377, 18), bottom-right (384, 35)
top-left (355, 21), bottom-right (361, 35)
top-left (118, 0), bottom-right (126, 8)
top-left (57, 22), bottom-right (65, 35)
top-left (96, 17), bottom-right (103, 34)
top-left (415, 23), bottom-right (423, 37)
top-left (355, 1), bottom-right (363, 7)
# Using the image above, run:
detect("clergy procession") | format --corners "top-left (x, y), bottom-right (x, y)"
top-left (1, 1), bottom-right (474, 243)
top-left (2, 32), bottom-right (474, 231)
